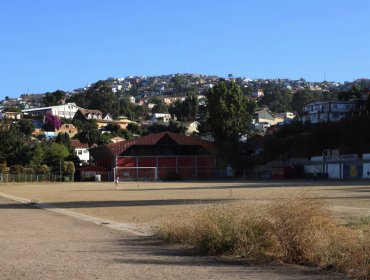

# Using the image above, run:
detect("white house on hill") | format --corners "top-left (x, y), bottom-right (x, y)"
top-left (300, 101), bottom-right (355, 124)
top-left (22, 103), bottom-right (81, 119)
top-left (71, 140), bottom-right (91, 164)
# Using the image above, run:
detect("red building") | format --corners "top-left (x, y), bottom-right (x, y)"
top-left (89, 132), bottom-right (218, 181)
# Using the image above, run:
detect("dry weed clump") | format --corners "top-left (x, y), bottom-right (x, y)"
top-left (316, 227), bottom-right (370, 279)
top-left (158, 204), bottom-right (273, 257)
top-left (156, 196), bottom-right (370, 279)
top-left (266, 197), bottom-right (334, 264)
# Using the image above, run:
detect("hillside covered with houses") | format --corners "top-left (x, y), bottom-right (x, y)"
top-left (1, 74), bottom-right (370, 181)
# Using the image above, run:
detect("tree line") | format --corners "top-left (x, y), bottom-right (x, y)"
top-left (0, 123), bottom-right (76, 177)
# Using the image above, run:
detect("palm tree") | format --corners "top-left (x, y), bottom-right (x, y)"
top-left (77, 120), bottom-right (101, 164)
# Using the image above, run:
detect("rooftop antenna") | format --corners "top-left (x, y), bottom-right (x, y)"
top-left (324, 73), bottom-right (326, 82)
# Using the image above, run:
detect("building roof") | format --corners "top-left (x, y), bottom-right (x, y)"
top-left (71, 139), bottom-right (90, 149)
top-left (111, 136), bottom-right (125, 143)
top-left (22, 103), bottom-right (79, 112)
top-left (77, 108), bottom-right (103, 117)
top-left (89, 131), bottom-right (217, 160)
top-left (304, 100), bottom-right (355, 107)
top-left (254, 108), bottom-right (274, 120)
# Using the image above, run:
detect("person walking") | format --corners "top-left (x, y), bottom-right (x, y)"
top-left (115, 176), bottom-right (119, 187)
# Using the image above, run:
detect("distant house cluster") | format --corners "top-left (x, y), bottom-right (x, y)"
top-left (1, 74), bottom-right (370, 181)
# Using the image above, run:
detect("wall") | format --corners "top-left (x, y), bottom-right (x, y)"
top-left (363, 163), bottom-right (370, 179)
top-left (326, 164), bottom-right (341, 179)
top-left (116, 155), bottom-right (216, 180)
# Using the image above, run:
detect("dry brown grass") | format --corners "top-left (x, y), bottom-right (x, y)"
top-left (157, 196), bottom-right (370, 279)
top-left (158, 203), bottom-right (269, 255)
top-left (266, 197), bottom-right (333, 264)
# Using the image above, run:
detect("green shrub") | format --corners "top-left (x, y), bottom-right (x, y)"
top-left (10, 164), bottom-right (25, 173)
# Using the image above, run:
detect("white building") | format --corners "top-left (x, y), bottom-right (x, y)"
top-left (112, 85), bottom-right (123, 93)
top-left (123, 81), bottom-right (132, 91)
top-left (301, 101), bottom-right (355, 124)
top-left (22, 103), bottom-right (81, 119)
top-left (185, 121), bottom-right (200, 135)
top-left (71, 140), bottom-right (90, 164)
top-left (150, 113), bottom-right (171, 124)
top-left (252, 89), bottom-right (264, 98)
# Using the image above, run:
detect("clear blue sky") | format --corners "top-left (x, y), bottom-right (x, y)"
top-left (1, 0), bottom-right (370, 98)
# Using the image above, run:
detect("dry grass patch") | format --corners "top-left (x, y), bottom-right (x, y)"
top-left (157, 196), bottom-right (370, 279)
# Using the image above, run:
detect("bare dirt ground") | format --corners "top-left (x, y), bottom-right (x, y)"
top-left (0, 195), bottom-right (347, 280)
top-left (1, 180), bottom-right (368, 279)
top-left (0, 180), bottom-right (369, 231)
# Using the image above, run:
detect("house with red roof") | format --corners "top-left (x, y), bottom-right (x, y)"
top-left (73, 108), bottom-right (103, 122)
top-left (71, 139), bottom-right (93, 164)
top-left (89, 131), bottom-right (218, 180)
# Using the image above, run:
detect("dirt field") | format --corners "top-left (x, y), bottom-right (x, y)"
top-left (0, 196), bottom-right (347, 280)
top-left (0, 180), bottom-right (369, 232)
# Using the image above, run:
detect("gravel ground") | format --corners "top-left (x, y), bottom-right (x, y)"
top-left (0, 196), bottom-right (348, 280)
top-left (0, 181), bottom-right (369, 229)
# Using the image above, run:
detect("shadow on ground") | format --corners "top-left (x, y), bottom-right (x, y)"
top-left (0, 198), bottom-right (236, 209)
top-left (104, 235), bottom-right (346, 279)
top-left (72, 181), bottom-right (370, 192)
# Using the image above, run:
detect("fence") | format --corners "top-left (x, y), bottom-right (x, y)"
top-left (0, 173), bottom-right (74, 183)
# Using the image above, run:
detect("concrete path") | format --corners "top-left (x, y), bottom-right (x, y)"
top-left (0, 196), bottom-right (346, 280)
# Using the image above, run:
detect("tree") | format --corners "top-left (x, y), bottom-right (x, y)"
top-left (28, 144), bottom-right (46, 168)
top-left (169, 94), bottom-right (198, 121)
top-left (258, 89), bottom-right (293, 113)
top-left (10, 164), bottom-right (25, 174)
top-left (206, 82), bottom-right (255, 166)
top-left (116, 129), bottom-right (133, 140)
top-left (127, 122), bottom-right (142, 135)
top-left (207, 81), bottom-right (255, 144)
top-left (77, 120), bottom-right (101, 149)
top-left (96, 133), bottom-right (112, 145)
top-left (36, 164), bottom-right (50, 174)
top-left (119, 97), bottom-right (137, 119)
top-left (147, 120), bottom-right (187, 135)
top-left (63, 161), bottom-right (75, 177)
top-left (290, 90), bottom-right (323, 116)
top-left (170, 76), bottom-right (187, 94)
top-left (0, 125), bottom-right (30, 166)
top-left (44, 142), bottom-right (69, 173)
top-left (67, 81), bottom-right (120, 117)
top-left (45, 143), bottom-right (69, 162)
top-left (18, 119), bottom-right (35, 137)
top-left (43, 90), bottom-right (66, 106)
top-left (152, 101), bottom-right (169, 114)
top-left (338, 83), bottom-right (363, 101)
top-left (44, 113), bottom-right (61, 131)
top-left (56, 132), bottom-right (73, 153)
top-left (134, 104), bottom-right (150, 120)
top-left (77, 120), bottom-right (102, 164)
top-left (0, 162), bottom-right (7, 173)
top-left (105, 123), bottom-right (121, 134)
